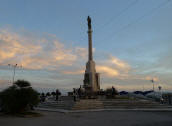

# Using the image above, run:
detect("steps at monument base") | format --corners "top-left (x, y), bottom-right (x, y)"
top-left (72, 99), bottom-right (172, 110)
top-left (37, 101), bottom-right (75, 110)
top-left (37, 99), bottom-right (172, 110)
top-left (103, 103), bottom-right (172, 109)
top-left (72, 99), bottom-right (104, 110)
top-left (102, 99), bottom-right (172, 109)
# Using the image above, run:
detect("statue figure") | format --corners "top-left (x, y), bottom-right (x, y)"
top-left (87, 16), bottom-right (91, 29)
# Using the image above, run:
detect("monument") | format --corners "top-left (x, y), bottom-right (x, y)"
top-left (83, 16), bottom-right (100, 93)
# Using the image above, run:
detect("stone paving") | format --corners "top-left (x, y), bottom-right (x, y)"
top-left (0, 110), bottom-right (172, 126)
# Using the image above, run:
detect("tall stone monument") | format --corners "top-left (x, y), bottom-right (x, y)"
top-left (83, 16), bottom-right (100, 93)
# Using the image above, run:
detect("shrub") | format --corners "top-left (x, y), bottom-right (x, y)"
top-left (0, 80), bottom-right (39, 113)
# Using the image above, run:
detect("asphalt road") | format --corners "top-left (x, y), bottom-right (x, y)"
top-left (0, 111), bottom-right (172, 126)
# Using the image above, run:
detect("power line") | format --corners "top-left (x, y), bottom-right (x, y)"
top-left (80, 0), bottom-right (139, 42)
top-left (101, 0), bottom-right (172, 42)
top-left (97, 0), bottom-right (139, 31)
top-left (79, 0), bottom-right (139, 44)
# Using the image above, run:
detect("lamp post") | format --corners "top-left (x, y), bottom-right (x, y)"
top-left (8, 64), bottom-right (22, 84)
top-left (158, 85), bottom-right (162, 102)
top-left (150, 78), bottom-right (156, 99)
top-left (151, 79), bottom-right (154, 92)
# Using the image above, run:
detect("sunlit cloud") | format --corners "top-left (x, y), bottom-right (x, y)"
top-left (75, 47), bottom-right (87, 59)
top-left (0, 28), bottom-right (85, 70)
top-left (94, 55), bottom-right (131, 78)
top-left (60, 56), bottom-right (130, 78)
top-left (0, 27), bottom-right (133, 80)
top-left (0, 27), bottom-right (171, 92)
top-left (96, 65), bottom-right (119, 77)
top-left (110, 56), bottom-right (130, 70)
top-left (145, 76), bottom-right (159, 82)
top-left (62, 70), bottom-right (84, 75)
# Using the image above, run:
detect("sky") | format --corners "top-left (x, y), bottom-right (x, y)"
top-left (0, 0), bottom-right (172, 93)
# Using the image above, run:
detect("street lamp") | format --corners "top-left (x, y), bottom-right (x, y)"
top-left (151, 79), bottom-right (155, 92)
top-left (8, 64), bottom-right (22, 84)
top-left (158, 85), bottom-right (163, 101)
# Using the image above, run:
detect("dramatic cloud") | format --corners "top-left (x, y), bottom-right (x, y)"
top-left (62, 70), bottom-right (84, 75)
top-left (0, 27), bottom-right (171, 92)
top-left (110, 56), bottom-right (130, 70)
top-left (0, 28), bottom-right (86, 70)
top-left (96, 65), bottom-right (119, 77)
top-left (0, 27), bottom-right (149, 81)
top-left (61, 55), bottom-right (131, 79)
top-left (145, 76), bottom-right (159, 82)
top-left (0, 29), bottom-right (41, 64)
top-left (95, 55), bottom-right (131, 79)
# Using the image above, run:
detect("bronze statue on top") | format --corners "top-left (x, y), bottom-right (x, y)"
top-left (87, 16), bottom-right (92, 29)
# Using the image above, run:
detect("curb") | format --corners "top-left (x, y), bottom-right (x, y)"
top-left (36, 108), bottom-right (172, 113)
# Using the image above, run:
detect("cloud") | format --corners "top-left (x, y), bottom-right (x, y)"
top-left (96, 65), bottom-right (119, 77)
top-left (62, 70), bottom-right (84, 75)
top-left (0, 37), bottom-right (40, 63)
top-left (0, 27), bottom-right (133, 80)
top-left (1, 27), bottom-right (171, 92)
top-left (110, 56), bottom-right (130, 70)
top-left (60, 55), bottom-right (131, 78)
top-left (75, 47), bottom-right (87, 59)
top-left (145, 76), bottom-right (159, 82)
top-left (94, 55), bottom-right (131, 78)
top-left (0, 28), bottom-right (86, 70)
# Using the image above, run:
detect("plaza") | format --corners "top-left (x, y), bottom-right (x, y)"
top-left (0, 110), bottom-right (172, 126)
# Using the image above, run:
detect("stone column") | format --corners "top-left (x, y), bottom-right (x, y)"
top-left (88, 28), bottom-right (93, 61)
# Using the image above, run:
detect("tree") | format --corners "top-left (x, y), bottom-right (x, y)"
top-left (46, 92), bottom-right (51, 97)
top-left (0, 80), bottom-right (39, 113)
top-left (51, 92), bottom-right (56, 96)
top-left (14, 80), bottom-right (31, 87)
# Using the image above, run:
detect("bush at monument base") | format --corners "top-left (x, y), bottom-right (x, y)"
top-left (0, 80), bottom-right (39, 113)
